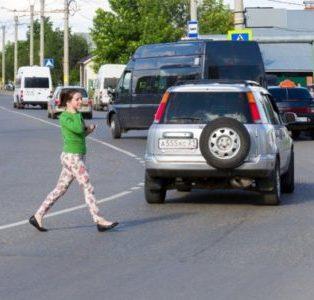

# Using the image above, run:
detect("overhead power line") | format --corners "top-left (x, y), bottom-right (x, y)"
top-left (265, 0), bottom-right (304, 6)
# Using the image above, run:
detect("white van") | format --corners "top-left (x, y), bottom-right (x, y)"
top-left (13, 66), bottom-right (53, 109)
top-left (93, 64), bottom-right (125, 111)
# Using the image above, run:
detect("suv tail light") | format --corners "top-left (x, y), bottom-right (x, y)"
top-left (247, 92), bottom-right (262, 123)
top-left (298, 107), bottom-right (311, 114)
top-left (55, 99), bottom-right (61, 106)
top-left (154, 92), bottom-right (170, 123)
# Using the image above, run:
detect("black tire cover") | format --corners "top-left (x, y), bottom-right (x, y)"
top-left (199, 117), bottom-right (251, 169)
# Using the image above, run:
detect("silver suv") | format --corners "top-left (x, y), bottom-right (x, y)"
top-left (145, 80), bottom-right (295, 205)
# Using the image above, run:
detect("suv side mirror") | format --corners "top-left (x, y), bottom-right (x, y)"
top-left (282, 112), bottom-right (297, 124)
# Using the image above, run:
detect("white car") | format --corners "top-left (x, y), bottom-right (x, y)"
top-left (48, 86), bottom-right (93, 119)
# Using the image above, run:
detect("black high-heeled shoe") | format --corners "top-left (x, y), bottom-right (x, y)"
top-left (97, 222), bottom-right (119, 232)
top-left (29, 215), bottom-right (48, 232)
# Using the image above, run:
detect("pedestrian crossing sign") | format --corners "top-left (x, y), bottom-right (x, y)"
top-left (227, 29), bottom-right (253, 41)
top-left (44, 58), bottom-right (55, 68)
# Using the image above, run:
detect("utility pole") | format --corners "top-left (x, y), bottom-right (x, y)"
top-left (1, 26), bottom-right (5, 88)
top-left (14, 15), bottom-right (18, 84)
top-left (64, 0), bottom-right (69, 85)
top-left (30, 4), bottom-right (34, 66)
top-left (234, 0), bottom-right (245, 29)
top-left (190, 0), bottom-right (197, 21)
top-left (40, 0), bottom-right (45, 66)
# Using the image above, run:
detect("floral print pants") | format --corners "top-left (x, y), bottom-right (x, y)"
top-left (36, 152), bottom-right (103, 223)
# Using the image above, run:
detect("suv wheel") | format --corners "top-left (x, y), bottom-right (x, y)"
top-left (281, 150), bottom-right (294, 193)
top-left (200, 117), bottom-right (251, 169)
top-left (145, 172), bottom-right (166, 204)
top-left (261, 161), bottom-right (281, 205)
top-left (110, 114), bottom-right (122, 139)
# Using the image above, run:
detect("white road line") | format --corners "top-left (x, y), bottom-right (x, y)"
top-left (131, 186), bottom-right (142, 191)
top-left (88, 137), bottom-right (138, 159)
top-left (0, 190), bottom-right (133, 231)
top-left (0, 106), bottom-right (60, 128)
top-left (0, 106), bottom-right (139, 159)
top-left (138, 183), bottom-right (145, 187)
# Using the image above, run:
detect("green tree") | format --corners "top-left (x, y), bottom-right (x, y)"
top-left (198, 0), bottom-right (233, 34)
top-left (0, 17), bottom-right (89, 85)
top-left (91, 0), bottom-right (189, 69)
top-left (91, 0), bottom-right (233, 70)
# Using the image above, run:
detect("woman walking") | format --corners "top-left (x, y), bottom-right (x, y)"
top-left (29, 89), bottom-right (118, 232)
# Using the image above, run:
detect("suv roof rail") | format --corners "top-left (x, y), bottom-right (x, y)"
top-left (174, 79), bottom-right (261, 87)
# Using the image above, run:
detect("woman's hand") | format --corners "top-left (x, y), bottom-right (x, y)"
top-left (85, 124), bottom-right (96, 136)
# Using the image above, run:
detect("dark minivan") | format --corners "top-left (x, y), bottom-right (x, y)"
top-left (107, 40), bottom-right (266, 138)
top-left (269, 86), bottom-right (314, 139)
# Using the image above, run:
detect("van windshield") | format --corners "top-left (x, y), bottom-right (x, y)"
top-left (24, 77), bottom-right (49, 88)
top-left (162, 92), bottom-right (252, 124)
top-left (104, 78), bottom-right (118, 89)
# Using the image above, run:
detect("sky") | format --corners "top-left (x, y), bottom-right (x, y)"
top-left (0, 0), bottom-right (305, 45)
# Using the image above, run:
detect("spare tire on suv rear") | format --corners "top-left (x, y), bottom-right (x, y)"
top-left (200, 117), bottom-right (251, 169)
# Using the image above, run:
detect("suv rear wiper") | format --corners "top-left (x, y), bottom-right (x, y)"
top-left (169, 117), bottom-right (203, 123)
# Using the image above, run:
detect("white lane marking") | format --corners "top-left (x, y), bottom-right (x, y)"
top-left (0, 190), bottom-right (133, 231)
top-left (138, 183), bottom-right (145, 187)
top-left (0, 106), bottom-right (139, 159)
top-left (88, 136), bottom-right (138, 159)
top-left (0, 106), bottom-right (60, 128)
top-left (131, 186), bottom-right (142, 191)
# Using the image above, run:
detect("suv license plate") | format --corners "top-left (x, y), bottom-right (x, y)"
top-left (159, 138), bottom-right (197, 149)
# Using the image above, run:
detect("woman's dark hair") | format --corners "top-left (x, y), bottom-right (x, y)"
top-left (60, 89), bottom-right (82, 107)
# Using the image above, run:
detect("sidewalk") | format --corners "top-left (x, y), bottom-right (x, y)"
top-left (0, 90), bottom-right (14, 96)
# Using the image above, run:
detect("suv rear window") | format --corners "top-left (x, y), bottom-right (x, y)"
top-left (287, 88), bottom-right (312, 101)
top-left (162, 92), bottom-right (252, 124)
top-left (270, 88), bottom-right (312, 102)
top-left (269, 88), bottom-right (287, 102)
top-left (24, 77), bottom-right (49, 88)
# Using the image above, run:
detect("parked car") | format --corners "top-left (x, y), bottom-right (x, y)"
top-left (47, 86), bottom-right (93, 119)
top-left (144, 80), bottom-right (295, 205)
top-left (93, 64), bottom-right (125, 111)
top-left (13, 66), bottom-right (53, 109)
top-left (108, 40), bottom-right (267, 138)
top-left (268, 86), bottom-right (314, 139)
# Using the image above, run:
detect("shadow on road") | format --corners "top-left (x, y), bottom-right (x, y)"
top-left (168, 190), bottom-right (262, 205)
top-left (121, 212), bottom-right (194, 228)
top-left (121, 135), bottom-right (147, 140)
top-left (48, 213), bottom-right (194, 231)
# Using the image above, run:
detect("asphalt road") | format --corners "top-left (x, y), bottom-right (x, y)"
top-left (1, 93), bottom-right (314, 300)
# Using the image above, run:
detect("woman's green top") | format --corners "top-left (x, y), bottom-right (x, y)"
top-left (59, 111), bottom-right (86, 154)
